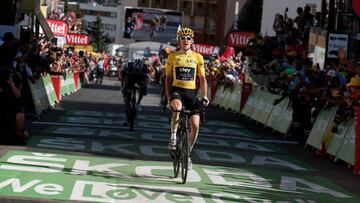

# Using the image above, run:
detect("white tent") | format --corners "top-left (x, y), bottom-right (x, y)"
top-left (124, 41), bottom-right (176, 60)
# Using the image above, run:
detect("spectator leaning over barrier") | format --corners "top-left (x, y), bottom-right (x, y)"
top-left (0, 32), bottom-right (17, 70)
top-left (0, 68), bottom-right (29, 145)
top-left (345, 75), bottom-right (360, 175)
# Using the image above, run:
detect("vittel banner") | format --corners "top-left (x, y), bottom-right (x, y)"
top-left (46, 20), bottom-right (68, 37)
top-left (66, 34), bottom-right (90, 45)
top-left (227, 32), bottom-right (254, 47)
top-left (191, 44), bottom-right (219, 56)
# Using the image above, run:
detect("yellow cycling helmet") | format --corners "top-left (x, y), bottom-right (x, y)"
top-left (177, 27), bottom-right (194, 38)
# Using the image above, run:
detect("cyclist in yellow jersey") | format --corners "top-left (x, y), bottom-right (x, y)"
top-left (165, 27), bottom-right (209, 169)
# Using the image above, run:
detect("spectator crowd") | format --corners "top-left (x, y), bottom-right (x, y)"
top-left (0, 29), bottom-right (124, 145)
top-left (201, 5), bottom-right (360, 155)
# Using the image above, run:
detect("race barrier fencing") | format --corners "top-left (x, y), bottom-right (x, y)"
top-left (51, 75), bottom-right (61, 102)
top-left (306, 107), bottom-right (337, 150)
top-left (27, 71), bottom-right (82, 117)
top-left (28, 76), bottom-right (50, 117)
top-left (43, 74), bottom-right (57, 107)
top-left (212, 81), bottom-right (358, 170)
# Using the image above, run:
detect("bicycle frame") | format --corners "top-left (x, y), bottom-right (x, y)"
top-left (169, 99), bottom-right (206, 184)
top-left (128, 87), bottom-right (138, 131)
top-left (170, 108), bottom-right (191, 184)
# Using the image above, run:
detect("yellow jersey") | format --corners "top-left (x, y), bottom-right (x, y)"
top-left (165, 51), bottom-right (205, 89)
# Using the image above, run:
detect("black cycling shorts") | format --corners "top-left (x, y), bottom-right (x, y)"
top-left (171, 87), bottom-right (200, 114)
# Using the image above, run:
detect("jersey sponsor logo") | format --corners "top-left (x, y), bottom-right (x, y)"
top-left (175, 67), bottom-right (195, 81)
top-left (186, 59), bottom-right (196, 64)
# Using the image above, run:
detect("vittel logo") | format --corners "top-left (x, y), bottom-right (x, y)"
top-left (66, 34), bottom-right (90, 45)
top-left (47, 20), bottom-right (68, 36)
top-left (191, 44), bottom-right (215, 56)
top-left (228, 32), bottom-right (254, 47)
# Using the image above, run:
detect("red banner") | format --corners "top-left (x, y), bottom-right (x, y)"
top-left (227, 32), bottom-right (254, 47)
top-left (191, 44), bottom-right (218, 56)
top-left (210, 76), bottom-right (218, 101)
top-left (240, 83), bottom-right (252, 111)
top-left (354, 110), bottom-right (360, 174)
top-left (73, 72), bottom-right (79, 90)
top-left (47, 19), bottom-right (68, 36)
top-left (66, 34), bottom-right (90, 45)
top-left (51, 75), bottom-right (61, 102)
top-left (353, 0), bottom-right (360, 18)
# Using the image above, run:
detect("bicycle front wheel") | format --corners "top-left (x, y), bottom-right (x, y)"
top-left (172, 149), bottom-right (180, 178)
top-left (128, 92), bottom-right (137, 131)
top-left (181, 130), bottom-right (189, 184)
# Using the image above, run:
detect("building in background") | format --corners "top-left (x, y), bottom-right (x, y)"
top-left (0, 0), bottom-right (58, 41)
top-left (137, 0), bottom-right (246, 45)
top-left (59, 0), bottom-right (137, 45)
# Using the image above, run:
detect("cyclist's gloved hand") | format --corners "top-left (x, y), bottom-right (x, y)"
top-left (202, 96), bottom-right (209, 107)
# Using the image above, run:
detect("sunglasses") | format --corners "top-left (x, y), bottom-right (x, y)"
top-left (179, 36), bottom-right (192, 41)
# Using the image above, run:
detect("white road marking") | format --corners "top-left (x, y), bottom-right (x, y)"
top-left (32, 121), bottom-right (299, 144)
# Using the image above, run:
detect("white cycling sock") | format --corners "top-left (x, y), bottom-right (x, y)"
top-left (171, 129), bottom-right (177, 141)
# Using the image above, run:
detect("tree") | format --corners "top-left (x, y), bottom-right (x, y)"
top-left (64, 0), bottom-right (69, 14)
top-left (236, 0), bottom-right (263, 33)
top-left (85, 16), bottom-right (111, 53)
top-left (74, 4), bottom-right (84, 19)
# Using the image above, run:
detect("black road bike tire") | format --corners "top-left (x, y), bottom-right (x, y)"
top-left (172, 150), bottom-right (180, 178)
top-left (173, 129), bottom-right (181, 178)
top-left (129, 89), bottom-right (137, 131)
top-left (181, 128), bottom-right (189, 184)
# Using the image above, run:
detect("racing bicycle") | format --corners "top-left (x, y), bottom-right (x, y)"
top-left (169, 99), bottom-right (206, 184)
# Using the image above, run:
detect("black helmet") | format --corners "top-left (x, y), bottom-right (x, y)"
top-left (133, 59), bottom-right (145, 73)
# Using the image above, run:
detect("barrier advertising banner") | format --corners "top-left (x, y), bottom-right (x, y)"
top-left (306, 107), bottom-right (337, 149)
top-left (240, 83), bottom-right (252, 111)
top-left (336, 118), bottom-right (355, 165)
top-left (28, 77), bottom-right (50, 117)
top-left (241, 89), bottom-right (259, 118)
top-left (43, 74), bottom-right (57, 107)
top-left (51, 75), bottom-right (61, 102)
top-left (211, 85), bottom-right (226, 106)
top-left (267, 98), bottom-right (293, 134)
top-left (327, 119), bottom-right (354, 157)
top-left (60, 75), bottom-right (69, 96)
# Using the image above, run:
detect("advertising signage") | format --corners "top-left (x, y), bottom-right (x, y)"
top-left (66, 34), bottom-right (90, 45)
top-left (43, 19), bottom-right (89, 46)
top-left (326, 33), bottom-right (349, 59)
top-left (191, 44), bottom-right (220, 56)
top-left (123, 7), bottom-right (182, 44)
top-left (227, 32), bottom-right (254, 48)
top-left (47, 20), bottom-right (68, 36)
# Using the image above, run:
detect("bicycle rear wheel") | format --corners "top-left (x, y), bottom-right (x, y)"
top-left (181, 129), bottom-right (189, 184)
top-left (129, 90), bottom-right (137, 131)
